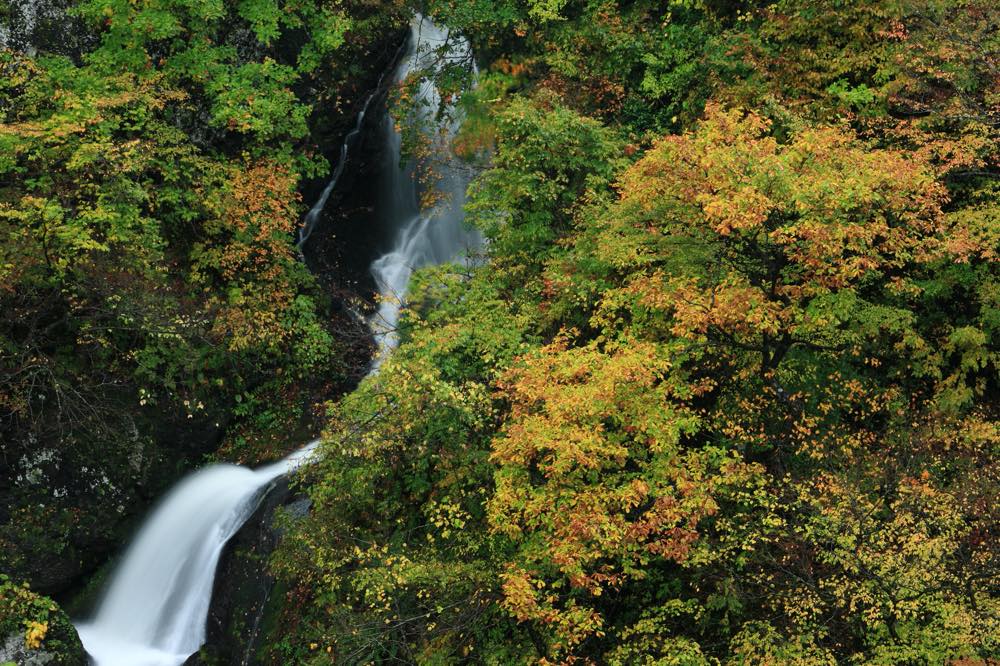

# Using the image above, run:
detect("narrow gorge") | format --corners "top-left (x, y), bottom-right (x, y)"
top-left (72, 17), bottom-right (477, 666)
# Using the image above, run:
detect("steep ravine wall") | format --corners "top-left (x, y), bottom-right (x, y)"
top-left (1, 9), bottom-right (406, 663)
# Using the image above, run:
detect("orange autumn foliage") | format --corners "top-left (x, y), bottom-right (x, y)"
top-left (490, 335), bottom-right (761, 653)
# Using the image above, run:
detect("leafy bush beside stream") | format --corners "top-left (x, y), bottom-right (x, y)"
top-left (0, 575), bottom-right (85, 665)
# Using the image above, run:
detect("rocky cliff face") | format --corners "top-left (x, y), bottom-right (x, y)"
top-left (1, 408), bottom-right (229, 599)
top-left (0, 630), bottom-right (85, 666)
top-left (0, 0), bottom-right (97, 59)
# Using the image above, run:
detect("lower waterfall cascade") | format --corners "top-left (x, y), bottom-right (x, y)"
top-left (73, 16), bottom-right (478, 666)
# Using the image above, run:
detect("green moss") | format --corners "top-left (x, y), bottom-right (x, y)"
top-left (60, 557), bottom-right (116, 620)
top-left (255, 579), bottom-right (292, 664)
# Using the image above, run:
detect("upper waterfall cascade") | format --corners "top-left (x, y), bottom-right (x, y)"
top-left (74, 16), bottom-right (478, 666)
top-left (367, 18), bottom-right (481, 365)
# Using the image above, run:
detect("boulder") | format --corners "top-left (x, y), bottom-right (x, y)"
top-left (0, 579), bottom-right (86, 666)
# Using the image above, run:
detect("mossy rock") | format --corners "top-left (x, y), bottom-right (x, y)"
top-left (0, 576), bottom-right (85, 665)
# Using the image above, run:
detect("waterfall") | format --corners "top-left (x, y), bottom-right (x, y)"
top-left (296, 92), bottom-right (375, 253)
top-left (368, 18), bottom-right (481, 365)
top-left (74, 15), bottom-right (478, 666)
top-left (74, 446), bottom-right (318, 666)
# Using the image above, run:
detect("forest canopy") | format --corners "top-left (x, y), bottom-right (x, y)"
top-left (272, 0), bottom-right (1000, 663)
top-left (1, 0), bottom-right (998, 664)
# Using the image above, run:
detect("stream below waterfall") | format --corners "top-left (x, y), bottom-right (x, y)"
top-left (73, 16), bottom-right (478, 666)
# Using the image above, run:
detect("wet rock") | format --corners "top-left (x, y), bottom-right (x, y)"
top-left (1, 407), bottom-right (229, 599)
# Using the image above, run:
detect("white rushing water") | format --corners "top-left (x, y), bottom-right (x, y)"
top-left (74, 446), bottom-right (318, 666)
top-left (368, 17), bottom-right (480, 365)
top-left (74, 16), bottom-right (477, 666)
top-left (296, 92), bottom-right (376, 253)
